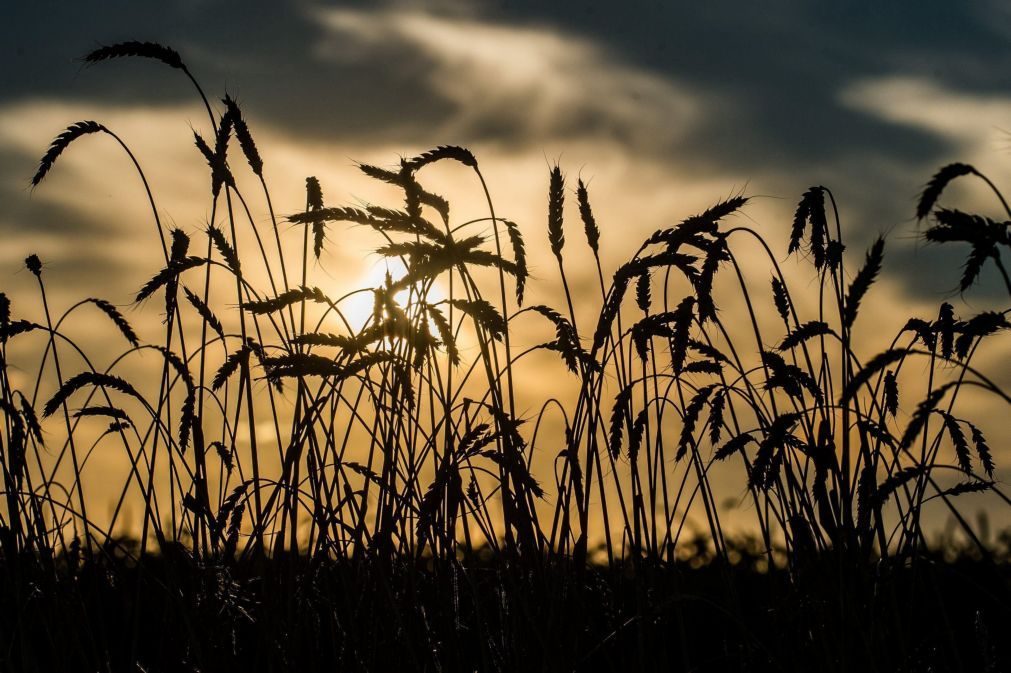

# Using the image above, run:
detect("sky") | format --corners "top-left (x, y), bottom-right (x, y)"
top-left (2, 0), bottom-right (1011, 535)
top-left (3, 0), bottom-right (1011, 295)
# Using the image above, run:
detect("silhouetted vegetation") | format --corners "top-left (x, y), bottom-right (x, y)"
top-left (2, 42), bottom-right (1010, 671)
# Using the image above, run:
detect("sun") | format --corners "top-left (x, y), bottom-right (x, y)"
top-left (336, 257), bottom-right (446, 331)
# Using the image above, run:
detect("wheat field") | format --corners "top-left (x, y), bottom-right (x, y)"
top-left (1, 41), bottom-right (1010, 672)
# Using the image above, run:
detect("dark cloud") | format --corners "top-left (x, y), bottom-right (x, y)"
top-left (0, 0), bottom-right (450, 142)
top-left (5, 0), bottom-right (1005, 161)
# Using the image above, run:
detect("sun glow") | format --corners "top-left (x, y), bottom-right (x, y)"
top-left (336, 257), bottom-right (446, 332)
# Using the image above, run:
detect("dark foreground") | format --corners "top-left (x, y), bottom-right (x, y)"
top-left (2, 536), bottom-right (1009, 672)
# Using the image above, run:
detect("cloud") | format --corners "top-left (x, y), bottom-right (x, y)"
top-left (314, 8), bottom-right (702, 151)
top-left (841, 76), bottom-right (1011, 150)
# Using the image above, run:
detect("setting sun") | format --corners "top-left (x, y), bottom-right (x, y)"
top-left (337, 257), bottom-right (447, 332)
